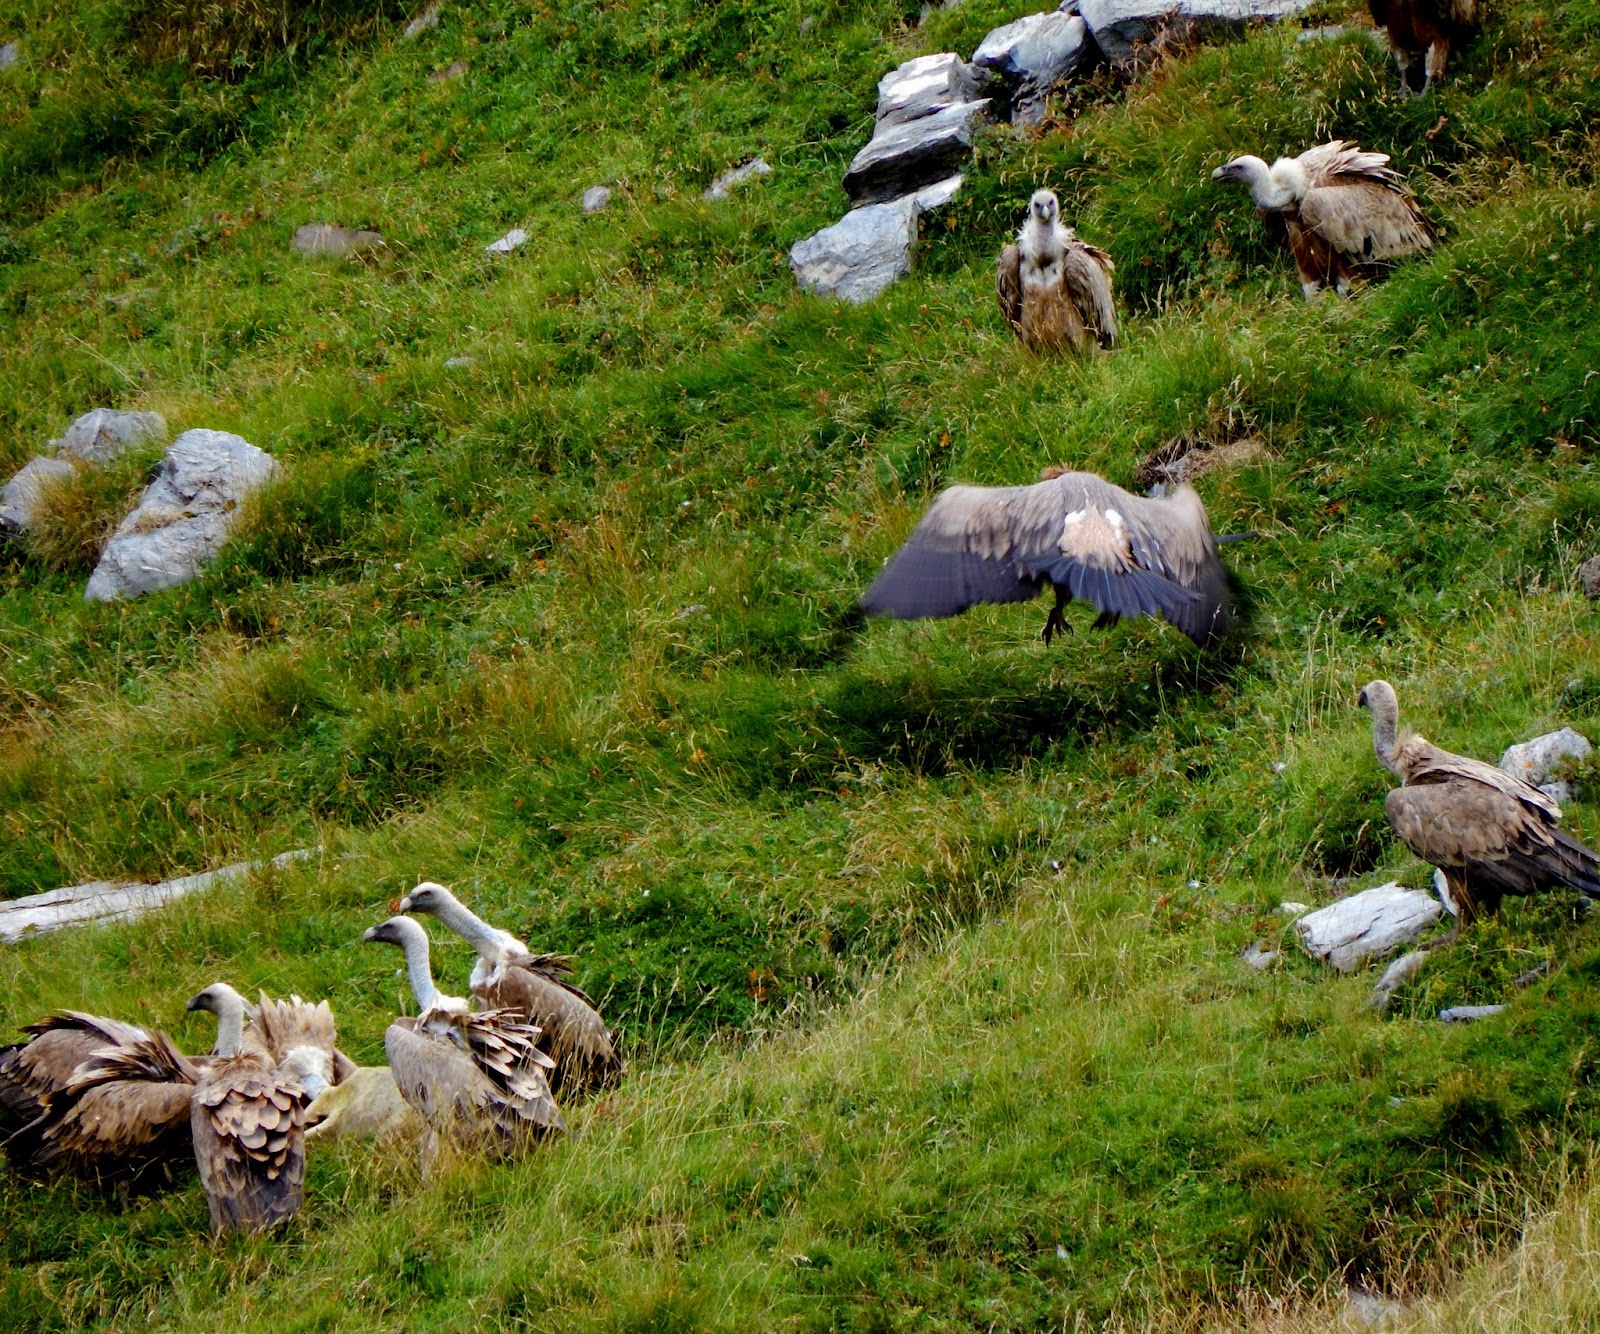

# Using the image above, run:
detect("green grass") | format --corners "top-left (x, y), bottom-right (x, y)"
top-left (2, 0), bottom-right (1600, 1324)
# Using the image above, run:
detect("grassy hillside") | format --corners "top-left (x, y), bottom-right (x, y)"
top-left (2, 0), bottom-right (1599, 1325)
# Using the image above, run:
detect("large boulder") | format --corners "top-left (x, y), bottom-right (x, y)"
top-left (1499, 727), bottom-right (1591, 799)
top-left (972, 12), bottom-right (1094, 124)
top-left (50, 407), bottom-right (167, 464)
top-left (875, 52), bottom-right (987, 130)
top-left (1295, 881), bottom-right (1444, 972)
top-left (843, 99), bottom-right (990, 206)
top-left (790, 176), bottom-right (963, 303)
top-left (1079, 0), bottom-right (1318, 60)
top-left (0, 456), bottom-right (74, 535)
top-left (84, 430), bottom-right (279, 602)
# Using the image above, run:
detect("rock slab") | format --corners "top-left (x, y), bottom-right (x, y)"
top-left (0, 456), bottom-right (74, 534)
top-left (972, 11), bottom-right (1092, 124)
top-left (705, 157), bottom-right (773, 201)
top-left (485, 227), bottom-right (528, 255)
top-left (1295, 881), bottom-right (1444, 972)
top-left (84, 429), bottom-right (280, 602)
top-left (1078, 0), bottom-right (1318, 59)
top-left (51, 407), bottom-right (167, 464)
top-left (875, 52), bottom-right (986, 130)
top-left (1439, 1004), bottom-right (1506, 1023)
top-left (1500, 727), bottom-right (1591, 794)
top-left (790, 175), bottom-right (963, 303)
top-left (293, 223), bottom-right (386, 258)
top-left (843, 98), bottom-right (989, 206)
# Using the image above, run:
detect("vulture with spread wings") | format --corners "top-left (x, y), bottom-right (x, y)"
top-left (1212, 140), bottom-right (1431, 298)
top-left (860, 470), bottom-right (1234, 647)
top-left (1359, 679), bottom-right (1600, 925)
top-left (996, 190), bottom-right (1116, 355)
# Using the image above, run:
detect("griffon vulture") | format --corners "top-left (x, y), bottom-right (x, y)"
top-left (1, 1011), bottom-right (152, 1150)
top-left (186, 983), bottom-right (309, 1236)
top-left (859, 471), bottom-right (1234, 647)
top-left (1359, 679), bottom-right (1600, 925)
top-left (9, 1021), bottom-right (201, 1185)
top-left (1369, 0), bottom-right (1477, 93)
top-left (363, 916), bottom-right (565, 1156)
top-left (1212, 141), bottom-right (1431, 298)
top-left (398, 882), bottom-right (622, 1097)
top-left (996, 190), bottom-right (1116, 355)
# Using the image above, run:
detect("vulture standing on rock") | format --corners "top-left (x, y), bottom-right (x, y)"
top-left (363, 915), bottom-right (565, 1158)
top-left (398, 881), bottom-right (622, 1097)
top-left (996, 189), bottom-right (1116, 355)
top-left (3, 1014), bottom-right (200, 1184)
top-left (1359, 679), bottom-right (1600, 925)
top-left (860, 471), bottom-right (1235, 647)
top-left (186, 983), bottom-right (309, 1235)
top-left (1212, 141), bottom-right (1431, 298)
top-left (1370, 0), bottom-right (1478, 94)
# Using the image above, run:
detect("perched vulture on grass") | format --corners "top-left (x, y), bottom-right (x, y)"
top-left (1212, 141), bottom-right (1431, 298)
top-left (1359, 679), bottom-right (1600, 926)
top-left (860, 471), bottom-right (1234, 647)
top-left (1369, 0), bottom-right (1478, 94)
top-left (6, 1017), bottom-right (201, 1186)
top-left (398, 882), bottom-right (622, 1097)
top-left (186, 983), bottom-right (309, 1236)
top-left (363, 915), bottom-right (565, 1159)
top-left (996, 189), bottom-right (1116, 355)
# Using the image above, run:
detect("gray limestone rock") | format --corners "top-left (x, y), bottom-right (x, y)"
top-left (0, 42), bottom-right (17, 70)
top-left (1079, 0), bottom-right (1318, 60)
top-left (1295, 881), bottom-right (1444, 972)
top-left (1501, 727), bottom-right (1591, 796)
top-left (292, 223), bottom-right (386, 258)
top-left (582, 185), bottom-right (613, 215)
top-left (972, 12), bottom-right (1094, 124)
top-left (1241, 942), bottom-right (1279, 970)
top-left (1439, 1004), bottom-right (1506, 1023)
top-left (790, 175), bottom-right (963, 304)
top-left (874, 52), bottom-right (985, 131)
top-left (704, 157), bottom-right (773, 201)
top-left (1366, 949), bottom-right (1430, 1012)
top-left (50, 408), bottom-right (167, 464)
top-left (402, 2), bottom-right (440, 38)
top-left (485, 227), bottom-right (528, 255)
top-left (83, 429), bottom-right (280, 602)
top-left (1579, 554), bottom-right (1600, 600)
top-left (0, 456), bottom-right (74, 534)
top-left (843, 99), bottom-right (989, 206)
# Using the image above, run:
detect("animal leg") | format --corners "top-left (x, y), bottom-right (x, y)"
top-left (1424, 37), bottom-right (1449, 89)
top-left (1396, 50), bottom-right (1424, 97)
top-left (1300, 280), bottom-right (1324, 301)
top-left (1041, 591), bottom-right (1072, 646)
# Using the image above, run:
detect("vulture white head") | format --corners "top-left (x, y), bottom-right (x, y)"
top-left (1029, 189), bottom-right (1061, 227)
top-left (364, 914), bottom-right (463, 1015)
top-left (1211, 155), bottom-right (1301, 210)
top-left (187, 981), bottom-right (251, 1058)
top-left (397, 881), bottom-right (454, 916)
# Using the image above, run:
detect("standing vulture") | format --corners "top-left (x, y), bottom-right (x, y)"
top-left (859, 471), bottom-right (1234, 647)
top-left (398, 882), bottom-right (622, 1097)
top-left (996, 190), bottom-right (1116, 355)
top-left (363, 916), bottom-right (565, 1158)
top-left (1369, 0), bottom-right (1477, 94)
top-left (1211, 141), bottom-right (1431, 298)
top-left (186, 983), bottom-right (309, 1236)
top-left (6, 1018), bottom-right (201, 1185)
top-left (1359, 679), bottom-right (1600, 925)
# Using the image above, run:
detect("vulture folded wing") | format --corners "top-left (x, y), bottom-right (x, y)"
top-left (996, 245), bottom-right (1023, 336)
top-left (248, 993), bottom-right (344, 1092)
top-left (1298, 141), bottom-right (1397, 186)
top-left (457, 1011), bottom-right (566, 1134)
top-left (1401, 740), bottom-right (1563, 821)
top-left (2, 1013), bottom-right (147, 1134)
top-left (1061, 240), bottom-right (1117, 347)
top-left (478, 962), bottom-right (622, 1096)
top-left (1299, 181), bottom-right (1430, 264)
top-left (191, 1061), bottom-right (307, 1235)
top-left (859, 484), bottom-right (1048, 620)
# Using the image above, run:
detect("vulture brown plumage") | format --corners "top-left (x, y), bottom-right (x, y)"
top-left (859, 470), bottom-right (1234, 647)
top-left (5, 1016), bottom-right (200, 1184)
top-left (996, 189), bottom-right (1116, 355)
top-left (398, 882), bottom-right (622, 1097)
top-left (363, 915), bottom-right (565, 1158)
top-left (1359, 679), bottom-right (1600, 926)
top-left (186, 983), bottom-right (309, 1236)
top-left (246, 992), bottom-right (357, 1099)
top-left (1369, 0), bottom-right (1478, 94)
top-left (1211, 141), bottom-right (1431, 298)
top-left (1, 1011), bottom-right (151, 1151)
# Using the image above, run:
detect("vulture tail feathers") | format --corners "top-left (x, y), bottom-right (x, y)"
top-left (1552, 828), bottom-right (1600, 897)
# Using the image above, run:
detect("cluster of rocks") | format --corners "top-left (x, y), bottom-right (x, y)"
top-left (1, 410), bottom-right (280, 603)
top-left (791, 0), bottom-right (1318, 303)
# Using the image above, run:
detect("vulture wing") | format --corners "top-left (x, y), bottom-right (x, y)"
top-left (2, 1012), bottom-right (150, 1134)
top-left (1299, 180), bottom-right (1430, 264)
top-left (996, 245), bottom-right (1024, 337)
top-left (860, 473), bottom-right (1232, 645)
top-left (191, 1056), bottom-right (307, 1235)
top-left (1296, 141), bottom-right (1399, 187)
top-left (477, 961), bottom-right (623, 1097)
top-left (248, 993), bottom-right (345, 1092)
top-left (1444, 0), bottom-right (1478, 29)
top-left (1061, 239), bottom-right (1117, 348)
top-left (1399, 737), bottom-right (1563, 821)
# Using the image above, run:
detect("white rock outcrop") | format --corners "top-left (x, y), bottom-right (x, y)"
top-left (972, 11), bottom-right (1093, 124)
top-left (485, 227), bottom-right (528, 255)
top-left (50, 407), bottom-right (167, 464)
top-left (1295, 882), bottom-right (1444, 972)
top-left (0, 456), bottom-right (74, 534)
top-left (582, 185), bottom-right (613, 214)
top-left (1500, 727), bottom-right (1591, 801)
top-left (843, 99), bottom-right (990, 206)
top-left (84, 429), bottom-right (280, 602)
top-left (790, 175), bottom-right (963, 303)
top-left (875, 52), bottom-right (987, 130)
top-left (1078, 0), bottom-right (1318, 59)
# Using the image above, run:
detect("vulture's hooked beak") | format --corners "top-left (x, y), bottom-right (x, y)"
top-left (362, 924), bottom-right (382, 943)
top-left (1211, 163), bottom-right (1239, 183)
top-left (397, 894), bottom-right (415, 913)
top-left (1357, 687), bottom-right (1371, 709)
top-left (184, 992), bottom-right (206, 1012)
